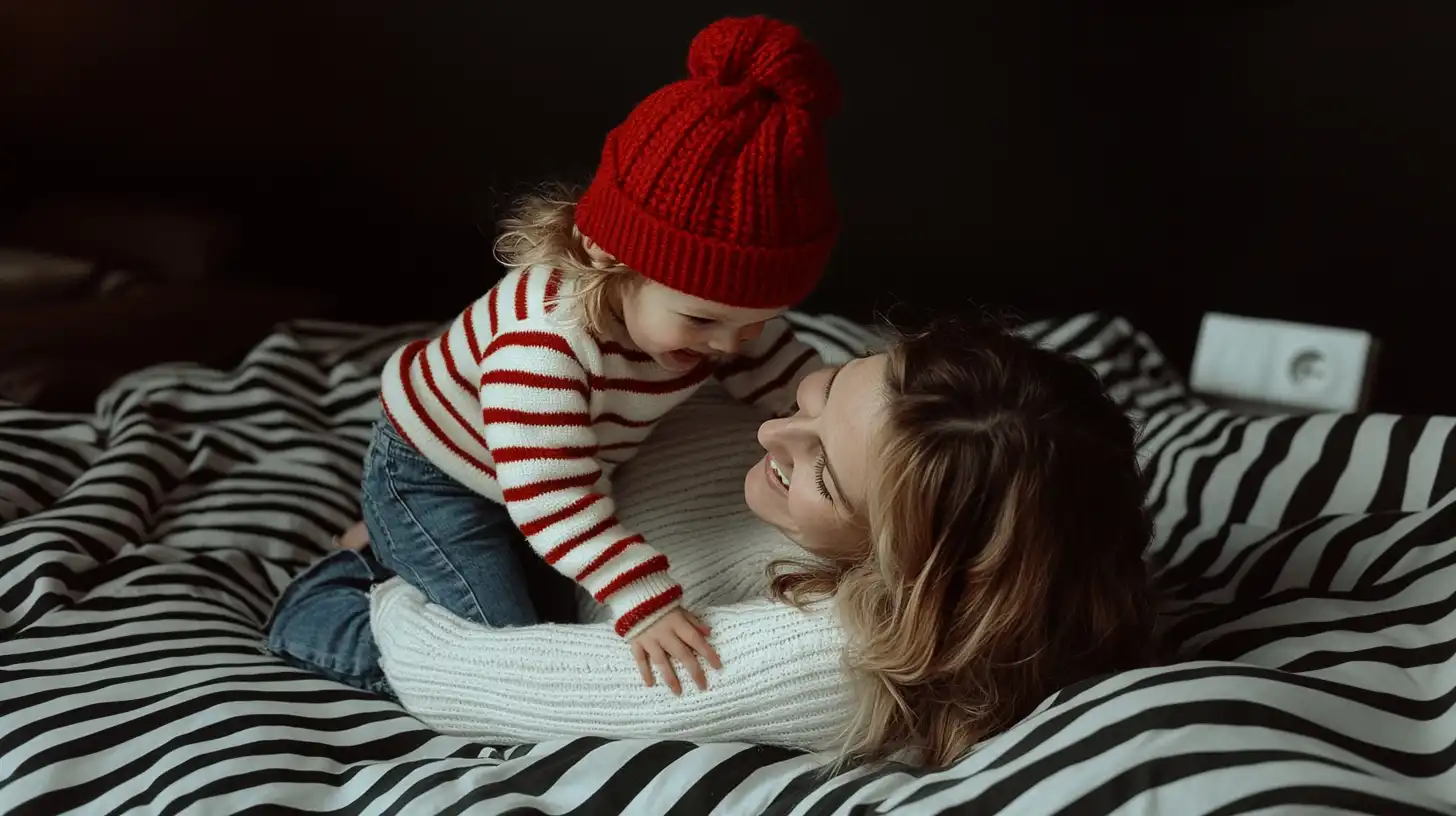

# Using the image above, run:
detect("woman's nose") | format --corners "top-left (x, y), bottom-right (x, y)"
top-left (757, 414), bottom-right (807, 452)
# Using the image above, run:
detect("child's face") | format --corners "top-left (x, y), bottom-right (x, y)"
top-left (615, 279), bottom-right (787, 372)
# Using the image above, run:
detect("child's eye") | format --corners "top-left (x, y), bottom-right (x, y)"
top-left (682, 314), bottom-right (716, 326)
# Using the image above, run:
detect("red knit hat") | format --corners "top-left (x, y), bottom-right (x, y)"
top-left (575, 16), bottom-right (841, 309)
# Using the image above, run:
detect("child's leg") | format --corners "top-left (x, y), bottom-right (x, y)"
top-left (337, 512), bottom-right (577, 622)
top-left (360, 419), bottom-right (541, 627)
top-left (266, 547), bottom-right (394, 697)
top-left (518, 538), bottom-right (582, 624)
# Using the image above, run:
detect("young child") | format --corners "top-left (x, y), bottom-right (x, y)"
top-left (292, 15), bottom-right (842, 692)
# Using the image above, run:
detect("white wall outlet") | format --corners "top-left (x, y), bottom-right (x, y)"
top-left (1189, 312), bottom-right (1379, 413)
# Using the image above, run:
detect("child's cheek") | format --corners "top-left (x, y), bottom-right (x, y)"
top-left (672, 325), bottom-right (702, 350)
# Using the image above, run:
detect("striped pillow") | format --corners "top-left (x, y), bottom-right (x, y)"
top-left (1137, 401), bottom-right (1456, 656)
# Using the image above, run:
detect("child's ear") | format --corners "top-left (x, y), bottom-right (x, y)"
top-left (576, 231), bottom-right (618, 270)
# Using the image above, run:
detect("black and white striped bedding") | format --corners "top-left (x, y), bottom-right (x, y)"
top-left (3, 311), bottom-right (1454, 815)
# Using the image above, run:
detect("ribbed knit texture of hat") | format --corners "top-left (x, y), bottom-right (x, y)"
top-left (575, 16), bottom-right (841, 309)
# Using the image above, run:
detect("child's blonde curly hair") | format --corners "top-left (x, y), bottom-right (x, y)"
top-left (492, 183), bottom-right (639, 338)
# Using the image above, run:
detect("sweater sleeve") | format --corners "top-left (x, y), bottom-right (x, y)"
top-left (715, 317), bottom-right (828, 417)
top-left (478, 328), bottom-right (681, 639)
top-left (370, 578), bottom-right (851, 752)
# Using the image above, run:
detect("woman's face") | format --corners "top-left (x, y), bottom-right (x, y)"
top-left (744, 354), bottom-right (888, 558)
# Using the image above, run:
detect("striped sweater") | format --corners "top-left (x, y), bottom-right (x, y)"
top-left (378, 266), bottom-right (823, 639)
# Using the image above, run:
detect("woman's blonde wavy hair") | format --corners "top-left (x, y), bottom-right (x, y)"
top-left (492, 182), bottom-right (637, 337)
top-left (771, 318), bottom-right (1156, 770)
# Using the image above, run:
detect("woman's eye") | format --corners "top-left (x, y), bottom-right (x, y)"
top-left (814, 455), bottom-right (832, 500)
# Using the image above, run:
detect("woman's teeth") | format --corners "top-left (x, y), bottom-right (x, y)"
top-left (769, 457), bottom-right (790, 488)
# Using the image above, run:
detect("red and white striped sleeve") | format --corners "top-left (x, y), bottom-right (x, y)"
top-left (477, 328), bottom-right (683, 640)
top-left (714, 317), bottom-right (828, 417)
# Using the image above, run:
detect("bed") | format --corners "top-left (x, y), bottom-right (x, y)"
top-left (3, 311), bottom-right (1455, 815)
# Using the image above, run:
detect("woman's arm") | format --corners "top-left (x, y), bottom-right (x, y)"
top-left (370, 578), bottom-right (850, 752)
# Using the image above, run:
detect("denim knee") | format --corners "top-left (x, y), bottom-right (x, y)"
top-left (267, 549), bottom-right (393, 697)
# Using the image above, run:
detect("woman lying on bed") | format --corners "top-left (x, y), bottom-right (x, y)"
top-left (268, 319), bottom-right (1156, 769)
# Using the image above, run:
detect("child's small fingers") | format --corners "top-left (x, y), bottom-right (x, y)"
top-left (652, 649), bottom-right (682, 695)
top-left (683, 610), bottom-right (711, 634)
top-left (668, 640), bottom-right (709, 691)
top-left (634, 645), bottom-right (654, 687)
top-left (683, 628), bottom-right (723, 671)
top-left (702, 642), bottom-right (723, 672)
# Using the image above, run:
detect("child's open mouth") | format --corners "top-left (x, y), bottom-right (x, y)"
top-left (665, 349), bottom-right (704, 370)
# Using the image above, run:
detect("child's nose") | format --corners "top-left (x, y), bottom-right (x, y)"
top-left (709, 329), bottom-right (744, 355)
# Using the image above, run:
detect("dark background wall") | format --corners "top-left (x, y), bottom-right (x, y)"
top-left (1, 2), bottom-right (1451, 414)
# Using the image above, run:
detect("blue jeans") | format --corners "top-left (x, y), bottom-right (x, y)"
top-left (267, 419), bottom-right (577, 695)
top-left (266, 546), bottom-right (397, 696)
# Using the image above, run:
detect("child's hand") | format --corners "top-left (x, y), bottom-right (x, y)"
top-left (631, 608), bottom-right (722, 694)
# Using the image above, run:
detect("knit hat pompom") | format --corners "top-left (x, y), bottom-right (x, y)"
top-left (686, 16), bottom-right (842, 121)
top-left (575, 15), bottom-right (841, 309)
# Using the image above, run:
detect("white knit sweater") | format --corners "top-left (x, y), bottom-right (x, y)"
top-left (369, 379), bottom-right (854, 751)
